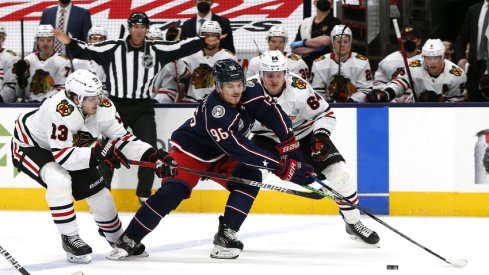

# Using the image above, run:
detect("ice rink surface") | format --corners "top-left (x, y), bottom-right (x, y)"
top-left (0, 211), bottom-right (485, 275)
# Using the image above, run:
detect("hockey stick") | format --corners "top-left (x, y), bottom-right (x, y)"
top-left (128, 160), bottom-right (327, 200)
top-left (253, 39), bottom-right (262, 56)
top-left (310, 176), bottom-right (468, 268)
top-left (0, 244), bottom-right (30, 275)
top-left (392, 19), bottom-right (418, 102)
top-left (18, 19), bottom-right (26, 103)
top-left (118, 24), bottom-right (125, 39)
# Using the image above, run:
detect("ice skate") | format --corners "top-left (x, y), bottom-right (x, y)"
top-left (106, 234), bottom-right (141, 260)
top-left (99, 229), bottom-right (148, 258)
top-left (344, 220), bottom-right (380, 246)
top-left (61, 234), bottom-right (92, 264)
top-left (210, 216), bottom-right (243, 259)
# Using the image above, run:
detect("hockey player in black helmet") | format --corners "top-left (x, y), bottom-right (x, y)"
top-left (107, 59), bottom-right (314, 260)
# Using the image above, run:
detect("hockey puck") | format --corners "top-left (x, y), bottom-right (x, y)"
top-left (386, 265), bottom-right (399, 270)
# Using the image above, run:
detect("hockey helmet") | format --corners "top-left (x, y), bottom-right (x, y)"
top-left (88, 25), bottom-right (108, 40)
top-left (199, 21), bottom-right (222, 36)
top-left (330, 24), bottom-right (352, 39)
top-left (128, 12), bottom-right (150, 28)
top-left (259, 50), bottom-right (287, 73)
top-left (422, 39), bottom-right (445, 57)
top-left (65, 69), bottom-right (103, 107)
top-left (146, 25), bottom-right (164, 40)
top-left (213, 59), bottom-right (245, 92)
top-left (36, 24), bottom-right (54, 38)
top-left (266, 26), bottom-right (288, 43)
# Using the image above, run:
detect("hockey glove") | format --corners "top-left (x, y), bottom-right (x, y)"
top-left (90, 141), bottom-right (130, 170)
top-left (418, 90), bottom-right (444, 102)
top-left (149, 148), bottom-right (178, 178)
top-left (275, 136), bottom-right (304, 161)
top-left (310, 129), bottom-right (332, 162)
top-left (13, 59), bottom-right (28, 89)
top-left (483, 147), bottom-right (489, 174)
top-left (275, 156), bottom-right (314, 186)
top-left (366, 89), bottom-right (389, 102)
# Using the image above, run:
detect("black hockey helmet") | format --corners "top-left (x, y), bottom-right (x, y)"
top-left (213, 59), bottom-right (245, 93)
top-left (128, 12), bottom-right (150, 28)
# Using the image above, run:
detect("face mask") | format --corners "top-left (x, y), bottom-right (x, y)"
top-left (197, 2), bottom-right (211, 14)
top-left (403, 40), bottom-right (417, 52)
top-left (59, 0), bottom-right (71, 5)
top-left (316, 0), bottom-right (331, 12)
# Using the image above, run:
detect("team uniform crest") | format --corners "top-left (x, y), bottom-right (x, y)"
top-left (56, 99), bottom-right (74, 117)
top-left (289, 54), bottom-right (300, 61)
top-left (355, 54), bottom-right (367, 61)
top-left (291, 77), bottom-right (307, 90)
top-left (449, 66), bottom-right (462, 77)
top-left (142, 54), bottom-right (153, 69)
top-left (314, 55), bottom-right (326, 62)
top-left (99, 97), bottom-right (112, 107)
top-left (391, 67), bottom-right (405, 80)
top-left (212, 105), bottom-right (225, 118)
top-left (247, 79), bottom-right (257, 87)
top-left (409, 60), bottom-right (422, 67)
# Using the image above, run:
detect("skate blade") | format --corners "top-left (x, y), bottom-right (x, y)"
top-left (210, 245), bottom-right (240, 259)
top-left (66, 253), bottom-right (92, 264)
top-left (348, 234), bottom-right (381, 248)
top-left (106, 247), bottom-right (130, 260)
top-left (129, 250), bottom-right (149, 258)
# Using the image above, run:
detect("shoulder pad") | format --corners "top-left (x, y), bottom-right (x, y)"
top-left (56, 99), bottom-right (75, 117)
top-left (290, 76), bottom-right (307, 90)
top-left (409, 59), bottom-right (422, 67)
top-left (449, 65), bottom-right (463, 77)
top-left (57, 53), bottom-right (68, 59)
top-left (355, 54), bottom-right (368, 61)
top-left (314, 55), bottom-right (326, 62)
top-left (288, 53), bottom-right (300, 61)
top-left (6, 50), bottom-right (17, 56)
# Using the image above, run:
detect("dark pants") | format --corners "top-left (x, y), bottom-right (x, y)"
top-left (110, 97), bottom-right (157, 197)
top-left (467, 60), bottom-right (489, 102)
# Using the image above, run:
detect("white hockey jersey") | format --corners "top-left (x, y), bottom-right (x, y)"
top-left (183, 49), bottom-right (236, 102)
top-left (72, 59), bottom-right (107, 93)
top-left (24, 52), bottom-right (70, 102)
top-left (385, 59), bottom-right (467, 102)
top-left (247, 52), bottom-right (309, 80)
top-left (250, 72), bottom-right (336, 142)
top-left (310, 52), bottom-right (373, 102)
top-left (374, 51), bottom-right (422, 87)
top-left (0, 48), bottom-right (20, 102)
top-left (12, 91), bottom-right (151, 171)
top-left (152, 59), bottom-right (190, 103)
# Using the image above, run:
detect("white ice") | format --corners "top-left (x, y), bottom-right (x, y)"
top-left (0, 211), bottom-right (484, 275)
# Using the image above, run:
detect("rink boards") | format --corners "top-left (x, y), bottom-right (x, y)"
top-left (1, 103), bottom-right (489, 216)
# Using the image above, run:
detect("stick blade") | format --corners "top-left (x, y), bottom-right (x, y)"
top-left (449, 258), bottom-right (468, 268)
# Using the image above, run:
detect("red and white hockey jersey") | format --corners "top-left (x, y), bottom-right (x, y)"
top-left (247, 52), bottom-right (309, 80)
top-left (0, 48), bottom-right (20, 102)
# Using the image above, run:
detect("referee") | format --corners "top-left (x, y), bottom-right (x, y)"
top-left (54, 12), bottom-right (219, 203)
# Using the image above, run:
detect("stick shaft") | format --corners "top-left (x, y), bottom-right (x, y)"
top-left (392, 19), bottom-right (418, 101)
top-left (0, 245), bottom-right (31, 275)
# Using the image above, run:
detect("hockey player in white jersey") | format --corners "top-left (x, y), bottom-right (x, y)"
top-left (149, 25), bottom-right (190, 103)
top-left (23, 25), bottom-right (71, 102)
top-left (183, 20), bottom-right (236, 102)
top-left (310, 25), bottom-right (373, 102)
top-left (72, 25), bottom-right (107, 95)
top-left (250, 50), bottom-right (380, 245)
top-left (367, 39), bottom-right (466, 102)
top-left (247, 26), bottom-right (309, 80)
top-left (0, 25), bottom-right (21, 102)
top-left (11, 70), bottom-right (177, 263)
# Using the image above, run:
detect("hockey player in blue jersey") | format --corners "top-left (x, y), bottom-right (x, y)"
top-left (107, 59), bottom-right (314, 260)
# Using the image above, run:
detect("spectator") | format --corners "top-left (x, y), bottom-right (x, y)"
top-left (40, 0), bottom-right (92, 54)
top-left (443, 40), bottom-right (455, 62)
top-left (182, 21), bottom-right (236, 102)
top-left (180, 0), bottom-right (235, 54)
top-left (310, 25), bottom-right (373, 102)
top-left (54, 12), bottom-right (219, 204)
top-left (455, 0), bottom-right (489, 101)
top-left (367, 39), bottom-right (466, 102)
top-left (0, 25), bottom-right (21, 103)
top-left (247, 26), bottom-right (309, 80)
top-left (290, 0), bottom-right (341, 69)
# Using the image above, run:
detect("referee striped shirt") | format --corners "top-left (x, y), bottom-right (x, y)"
top-left (67, 36), bottom-right (206, 99)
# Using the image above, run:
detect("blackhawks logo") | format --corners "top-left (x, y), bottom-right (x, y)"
top-left (449, 65), bottom-right (463, 77)
top-left (391, 67), bottom-right (405, 80)
top-left (314, 55), bottom-right (325, 62)
top-left (56, 99), bottom-right (74, 117)
top-left (355, 54), bottom-right (367, 61)
top-left (99, 97), bottom-right (112, 107)
top-left (291, 77), bottom-right (307, 89)
top-left (409, 60), bottom-right (422, 67)
top-left (288, 54), bottom-right (300, 61)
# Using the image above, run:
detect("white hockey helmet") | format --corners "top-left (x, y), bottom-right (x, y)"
top-left (259, 50), bottom-right (288, 73)
top-left (199, 21), bottom-right (222, 36)
top-left (36, 24), bottom-right (54, 38)
top-left (266, 26), bottom-right (288, 43)
top-left (88, 25), bottom-right (108, 39)
top-left (330, 24), bottom-right (352, 39)
top-left (65, 69), bottom-right (103, 106)
top-left (146, 25), bottom-right (164, 40)
top-left (422, 38), bottom-right (445, 57)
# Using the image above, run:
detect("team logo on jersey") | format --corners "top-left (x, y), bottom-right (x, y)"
top-left (99, 97), bottom-right (112, 108)
top-left (192, 64), bottom-right (214, 89)
top-left (355, 54), bottom-right (367, 61)
top-left (291, 76), bottom-right (307, 89)
top-left (142, 54), bottom-right (153, 69)
top-left (391, 67), bottom-right (405, 80)
top-left (247, 79), bottom-right (257, 87)
top-left (238, 119), bottom-right (244, 131)
top-left (56, 99), bottom-right (74, 117)
top-left (6, 49), bottom-right (16, 56)
top-left (72, 131), bottom-right (96, 147)
top-left (289, 54), bottom-right (300, 61)
top-left (449, 65), bottom-right (463, 77)
top-left (212, 105), bottom-right (225, 118)
top-left (409, 60), bottom-right (422, 67)
top-left (314, 55), bottom-right (325, 62)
